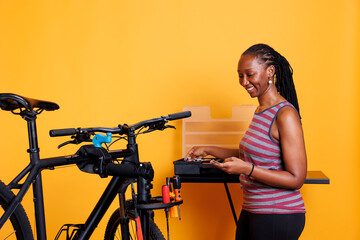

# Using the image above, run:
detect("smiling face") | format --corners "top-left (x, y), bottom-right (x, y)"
top-left (237, 54), bottom-right (274, 98)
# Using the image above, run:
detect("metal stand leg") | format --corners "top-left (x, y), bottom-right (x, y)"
top-left (224, 183), bottom-right (237, 225)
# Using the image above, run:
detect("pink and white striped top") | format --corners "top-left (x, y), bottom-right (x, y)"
top-left (239, 101), bottom-right (306, 214)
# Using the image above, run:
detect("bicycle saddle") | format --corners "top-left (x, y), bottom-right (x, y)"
top-left (0, 93), bottom-right (59, 111)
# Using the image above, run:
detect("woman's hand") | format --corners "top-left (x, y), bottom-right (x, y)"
top-left (211, 157), bottom-right (252, 175)
top-left (184, 146), bottom-right (209, 161)
top-left (184, 146), bottom-right (240, 161)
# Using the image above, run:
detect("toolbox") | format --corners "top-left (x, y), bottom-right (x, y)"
top-left (173, 159), bottom-right (228, 176)
top-left (176, 105), bottom-right (255, 182)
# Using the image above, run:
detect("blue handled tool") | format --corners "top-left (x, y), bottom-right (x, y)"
top-left (92, 133), bottom-right (112, 148)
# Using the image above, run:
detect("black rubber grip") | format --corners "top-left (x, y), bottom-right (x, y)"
top-left (49, 128), bottom-right (77, 137)
top-left (167, 111), bottom-right (191, 121)
top-left (106, 163), bottom-right (138, 178)
top-left (106, 163), bottom-right (154, 180)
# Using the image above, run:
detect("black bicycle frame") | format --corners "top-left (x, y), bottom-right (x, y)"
top-left (0, 111), bottom-right (151, 240)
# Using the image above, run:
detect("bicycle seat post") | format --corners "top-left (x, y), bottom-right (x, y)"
top-left (22, 111), bottom-right (40, 155)
top-left (21, 110), bottom-right (47, 240)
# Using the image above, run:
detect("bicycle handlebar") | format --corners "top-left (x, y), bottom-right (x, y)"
top-left (49, 127), bottom-right (122, 137)
top-left (131, 111), bottom-right (191, 130)
top-left (49, 111), bottom-right (191, 137)
top-left (49, 128), bottom-right (77, 137)
top-left (166, 111), bottom-right (192, 121)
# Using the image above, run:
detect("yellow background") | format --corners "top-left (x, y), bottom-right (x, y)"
top-left (0, 0), bottom-right (359, 239)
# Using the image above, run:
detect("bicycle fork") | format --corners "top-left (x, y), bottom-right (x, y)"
top-left (117, 176), bottom-right (153, 240)
top-left (137, 176), bottom-right (152, 240)
top-left (117, 192), bottom-right (132, 240)
top-left (117, 178), bottom-right (136, 240)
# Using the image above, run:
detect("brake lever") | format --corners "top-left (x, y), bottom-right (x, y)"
top-left (164, 125), bottom-right (176, 130)
top-left (58, 139), bottom-right (92, 149)
top-left (141, 128), bottom-right (156, 134)
top-left (57, 131), bottom-right (93, 149)
top-left (58, 140), bottom-right (73, 149)
top-left (142, 124), bottom-right (176, 134)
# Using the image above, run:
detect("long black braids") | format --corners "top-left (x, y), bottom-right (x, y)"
top-left (243, 44), bottom-right (301, 117)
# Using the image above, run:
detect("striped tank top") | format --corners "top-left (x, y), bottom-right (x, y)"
top-left (239, 101), bottom-right (306, 214)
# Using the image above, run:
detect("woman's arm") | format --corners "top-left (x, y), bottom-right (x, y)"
top-left (184, 146), bottom-right (239, 161)
top-left (213, 107), bottom-right (307, 189)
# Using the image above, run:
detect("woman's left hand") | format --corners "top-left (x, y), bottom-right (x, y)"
top-left (211, 157), bottom-right (250, 175)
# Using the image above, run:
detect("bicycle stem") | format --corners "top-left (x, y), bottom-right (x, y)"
top-left (123, 123), bottom-right (155, 240)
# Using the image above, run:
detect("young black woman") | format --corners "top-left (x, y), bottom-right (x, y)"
top-left (185, 44), bottom-right (307, 240)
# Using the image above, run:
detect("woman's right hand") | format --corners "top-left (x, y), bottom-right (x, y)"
top-left (184, 146), bottom-right (209, 161)
top-left (184, 146), bottom-right (239, 161)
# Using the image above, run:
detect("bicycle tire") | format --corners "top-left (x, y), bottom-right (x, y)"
top-left (0, 180), bottom-right (34, 240)
top-left (104, 208), bottom-right (165, 240)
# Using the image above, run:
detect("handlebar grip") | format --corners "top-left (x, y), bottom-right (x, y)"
top-left (49, 128), bottom-right (77, 137)
top-left (106, 163), bottom-right (136, 177)
top-left (167, 111), bottom-right (191, 121)
top-left (106, 163), bottom-right (154, 180)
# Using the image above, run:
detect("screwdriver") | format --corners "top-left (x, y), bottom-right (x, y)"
top-left (168, 177), bottom-right (179, 219)
top-left (172, 176), bottom-right (182, 220)
top-left (162, 184), bottom-right (170, 240)
top-left (169, 194), bottom-right (179, 219)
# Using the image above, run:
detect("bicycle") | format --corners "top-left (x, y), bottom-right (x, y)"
top-left (0, 93), bottom-right (191, 240)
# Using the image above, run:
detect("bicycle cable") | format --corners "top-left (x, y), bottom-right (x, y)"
top-left (105, 136), bottom-right (128, 150)
top-left (135, 126), bottom-right (146, 138)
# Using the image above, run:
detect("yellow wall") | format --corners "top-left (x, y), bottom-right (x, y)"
top-left (0, 0), bottom-right (359, 239)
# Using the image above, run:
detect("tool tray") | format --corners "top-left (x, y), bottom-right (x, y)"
top-left (173, 159), bottom-right (228, 176)
top-left (136, 197), bottom-right (183, 210)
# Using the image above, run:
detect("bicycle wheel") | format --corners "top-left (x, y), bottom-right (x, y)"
top-left (0, 180), bottom-right (34, 240)
top-left (104, 208), bottom-right (165, 240)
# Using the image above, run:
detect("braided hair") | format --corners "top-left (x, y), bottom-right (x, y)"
top-left (243, 44), bottom-right (300, 117)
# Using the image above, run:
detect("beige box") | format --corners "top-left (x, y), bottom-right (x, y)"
top-left (182, 105), bottom-right (257, 157)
